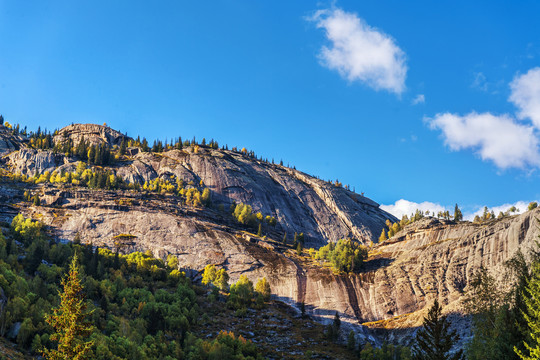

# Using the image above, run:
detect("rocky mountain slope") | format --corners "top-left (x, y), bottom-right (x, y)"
top-left (1, 122), bottom-right (538, 346)
top-left (5, 123), bottom-right (396, 247)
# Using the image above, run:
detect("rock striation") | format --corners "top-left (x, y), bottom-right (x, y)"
top-left (0, 126), bottom-right (26, 156)
top-left (5, 124), bottom-right (396, 246)
top-left (53, 123), bottom-right (128, 147)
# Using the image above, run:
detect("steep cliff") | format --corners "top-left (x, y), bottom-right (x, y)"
top-left (0, 126), bottom-right (26, 156)
top-left (5, 123), bottom-right (396, 247)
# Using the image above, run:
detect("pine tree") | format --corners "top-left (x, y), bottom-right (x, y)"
top-left (332, 312), bottom-right (341, 340)
top-left (119, 138), bottom-right (127, 155)
top-left (454, 204), bottom-right (463, 222)
top-left (43, 254), bottom-right (94, 359)
top-left (347, 330), bottom-right (356, 350)
top-left (515, 263), bottom-right (540, 360)
top-left (412, 299), bottom-right (463, 360)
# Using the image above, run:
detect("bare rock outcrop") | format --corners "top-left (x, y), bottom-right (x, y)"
top-left (7, 125), bottom-right (397, 246)
top-left (7, 149), bottom-right (71, 176)
top-left (53, 123), bottom-right (128, 147)
top-left (0, 126), bottom-right (26, 156)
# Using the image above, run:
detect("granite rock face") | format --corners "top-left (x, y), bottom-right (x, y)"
top-left (23, 183), bottom-right (540, 345)
top-left (6, 124), bottom-right (397, 247)
top-left (0, 126), bottom-right (26, 156)
top-left (7, 149), bottom-right (72, 177)
top-left (53, 123), bottom-right (128, 147)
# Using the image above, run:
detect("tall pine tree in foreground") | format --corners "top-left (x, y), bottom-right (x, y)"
top-left (515, 262), bottom-right (540, 360)
top-left (412, 299), bottom-right (463, 360)
top-left (43, 253), bottom-right (94, 360)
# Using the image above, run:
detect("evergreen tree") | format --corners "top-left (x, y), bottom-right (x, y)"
top-left (347, 330), bottom-right (356, 351)
top-left (119, 138), bottom-right (127, 155)
top-left (515, 262), bottom-right (540, 360)
top-left (332, 312), bottom-right (341, 340)
top-left (43, 254), bottom-right (95, 359)
top-left (454, 204), bottom-right (463, 222)
top-left (412, 299), bottom-right (463, 360)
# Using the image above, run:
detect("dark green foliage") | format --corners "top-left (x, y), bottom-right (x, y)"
top-left (454, 204), bottom-right (463, 221)
top-left (228, 275), bottom-right (254, 310)
top-left (464, 248), bottom-right (538, 360)
top-left (347, 330), bottom-right (356, 350)
top-left (412, 299), bottom-right (463, 360)
top-left (360, 342), bottom-right (412, 360)
top-left (326, 312), bottom-right (341, 341)
top-left (0, 213), bottom-right (261, 359)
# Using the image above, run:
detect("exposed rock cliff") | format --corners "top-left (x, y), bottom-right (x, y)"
top-left (0, 126), bottom-right (26, 156)
top-left (54, 123), bottom-right (128, 147)
top-left (5, 124), bottom-right (396, 246)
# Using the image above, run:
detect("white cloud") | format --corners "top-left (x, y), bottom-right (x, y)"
top-left (509, 67), bottom-right (540, 128)
top-left (412, 94), bottom-right (425, 105)
top-left (309, 8), bottom-right (407, 94)
top-left (380, 199), bottom-right (448, 219)
top-left (426, 112), bottom-right (540, 169)
top-left (464, 200), bottom-right (536, 221)
top-left (381, 199), bottom-right (538, 222)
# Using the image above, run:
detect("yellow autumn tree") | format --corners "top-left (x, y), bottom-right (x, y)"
top-left (43, 254), bottom-right (94, 360)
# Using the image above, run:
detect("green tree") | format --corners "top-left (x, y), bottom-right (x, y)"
top-left (515, 263), bottom-right (540, 360)
top-left (454, 204), bottom-right (463, 221)
top-left (412, 299), bottom-right (463, 360)
top-left (43, 254), bottom-right (95, 360)
top-left (528, 202), bottom-right (538, 211)
top-left (347, 330), bottom-right (356, 351)
top-left (119, 138), bottom-right (127, 156)
top-left (229, 275), bottom-right (253, 307)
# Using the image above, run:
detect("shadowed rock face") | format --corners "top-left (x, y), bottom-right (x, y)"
top-left (6, 124), bottom-right (397, 247)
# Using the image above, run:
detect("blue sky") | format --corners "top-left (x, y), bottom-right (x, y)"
top-left (1, 1), bottom-right (540, 218)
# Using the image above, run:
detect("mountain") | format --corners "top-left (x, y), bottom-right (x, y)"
top-left (1, 122), bottom-right (538, 351)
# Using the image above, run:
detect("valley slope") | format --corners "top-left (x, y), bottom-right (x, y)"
top-left (1, 123), bottom-right (537, 346)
